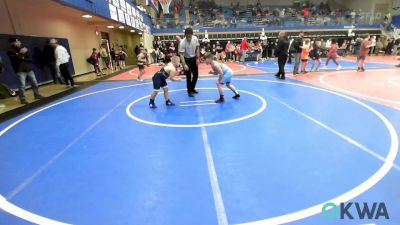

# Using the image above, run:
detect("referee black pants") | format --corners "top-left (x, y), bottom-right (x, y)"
top-left (184, 57), bottom-right (199, 94)
top-left (277, 54), bottom-right (288, 77)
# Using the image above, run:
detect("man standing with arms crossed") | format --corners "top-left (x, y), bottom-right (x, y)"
top-left (179, 28), bottom-right (200, 97)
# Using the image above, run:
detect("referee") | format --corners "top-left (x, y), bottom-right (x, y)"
top-left (179, 28), bottom-right (200, 97)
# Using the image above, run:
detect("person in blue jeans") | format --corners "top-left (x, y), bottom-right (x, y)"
top-left (7, 38), bottom-right (43, 104)
top-left (204, 52), bottom-right (240, 103)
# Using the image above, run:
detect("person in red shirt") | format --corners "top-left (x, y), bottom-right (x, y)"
top-left (323, 39), bottom-right (342, 70)
top-left (240, 38), bottom-right (249, 63)
top-left (358, 34), bottom-right (372, 72)
top-left (90, 48), bottom-right (102, 76)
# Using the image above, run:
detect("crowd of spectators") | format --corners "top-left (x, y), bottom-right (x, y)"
top-left (155, 0), bottom-right (386, 29)
top-left (148, 34), bottom-right (399, 67)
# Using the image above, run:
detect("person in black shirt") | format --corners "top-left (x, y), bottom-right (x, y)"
top-left (43, 40), bottom-right (63, 84)
top-left (310, 38), bottom-right (322, 72)
top-left (275, 31), bottom-right (289, 80)
top-left (292, 31), bottom-right (304, 75)
top-left (7, 38), bottom-right (44, 104)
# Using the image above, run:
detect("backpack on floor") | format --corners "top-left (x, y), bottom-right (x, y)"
top-left (0, 83), bottom-right (16, 99)
top-left (86, 56), bottom-right (94, 65)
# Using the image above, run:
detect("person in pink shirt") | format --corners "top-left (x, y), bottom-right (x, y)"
top-left (323, 39), bottom-right (342, 70)
top-left (240, 38), bottom-right (249, 63)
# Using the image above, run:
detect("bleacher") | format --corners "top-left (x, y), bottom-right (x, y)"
top-left (154, 0), bottom-right (385, 35)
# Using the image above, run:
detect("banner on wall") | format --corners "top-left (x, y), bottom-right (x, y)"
top-left (109, 4), bottom-right (118, 21)
top-left (118, 9), bottom-right (125, 23)
top-left (111, 0), bottom-right (119, 8)
top-left (125, 13), bottom-right (131, 26)
top-left (119, 0), bottom-right (126, 12)
top-left (106, 0), bottom-right (151, 31)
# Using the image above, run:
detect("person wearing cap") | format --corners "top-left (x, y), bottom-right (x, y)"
top-left (49, 39), bottom-right (76, 87)
top-left (43, 39), bottom-right (64, 84)
top-left (179, 27), bottom-right (200, 97)
top-left (7, 37), bottom-right (44, 104)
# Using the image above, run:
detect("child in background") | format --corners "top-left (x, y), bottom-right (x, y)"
top-left (323, 39), bottom-right (342, 70)
top-left (118, 46), bottom-right (128, 69)
top-left (310, 38), bottom-right (322, 72)
top-left (91, 48), bottom-right (102, 76)
top-left (137, 49), bottom-right (147, 81)
top-left (300, 39), bottom-right (312, 74)
top-left (354, 37), bottom-right (363, 65)
top-left (114, 48), bottom-right (120, 72)
top-left (235, 44), bottom-right (240, 62)
top-left (204, 52), bottom-right (240, 103)
top-left (358, 34), bottom-right (372, 72)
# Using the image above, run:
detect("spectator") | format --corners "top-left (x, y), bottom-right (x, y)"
top-left (134, 45), bottom-right (140, 56)
top-left (292, 31), bottom-right (305, 75)
top-left (358, 34), bottom-right (372, 72)
top-left (100, 43), bottom-right (112, 74)
top-left (150, 49), bottom-right (157, 64)
top-left (50, 39), bottom-right (76, 87)
top-left (240, 38), bottom-right (250, 63)
top-left (287, 38), bottom-right (294, 63)
top-left (110, 47), bottom-right (116, 71)
top-left (300, 38), bottom-right (312, 73)
top-left (354, 37), bottom-right (363, 64)
top-left (230, 17), bottom-right (237, 28)
top-left (216, 41), bottom-right (225, 62)
top-left (376, 38), bottom-right (383, 55)
top-left (310, 38), bottom-right (322, 72)
top-left (7, 38), bottom-right (44, 104)
top-left (249, 41), bottom-right (255, 48)
top-left (350, 38), bottom-right (356, 54)
top-left (90, 48), bottom-right (102, 76)
top-left (269, 40), bottom-right (276, 59)
top-left (118, 46), bottom-right (128, 69)
top-left (275, 31), bottom-right (289, 80)
top-left (225, 41), bottom-right (231, 61)
top-left (155, 48), bottom-right (164, 63)
top-left (200, 45), bottom-right (206, 60)
top-left (144, 49), bottom-right (150, 66)
top-left (386, 38), bottom-right (394, 55)
top-left (136, 48), bottom-right (146, 81)
top-left (235, 43), bottom-right (241, 61)
top-left (350, 9), bottom-right (356, 24)
top-left (393, 39), bottom-right (399, 56)
top-left (43, 40), bottom-right (63, 84)
top-left (254, 41), bottom-right (263, 61)
top-left (323, 39), bottom-right (341, 70)
top-left (369, 36), bottom-right (376, 56)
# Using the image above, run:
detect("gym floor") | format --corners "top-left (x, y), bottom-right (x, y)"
top-left (0, 56), bottom-right (399, 225)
